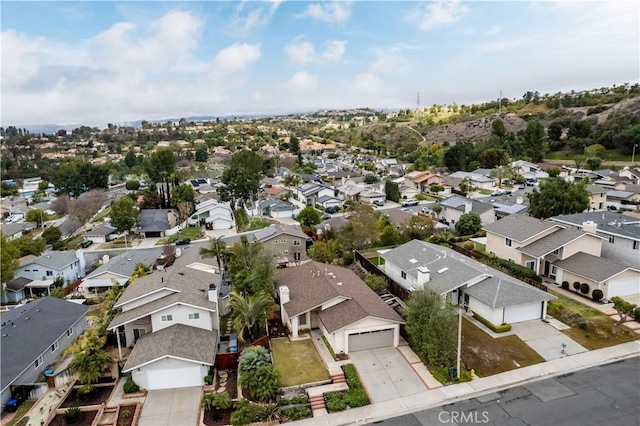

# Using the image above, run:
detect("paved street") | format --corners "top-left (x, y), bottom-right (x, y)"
top-left (374, 356), bottom-right (640, 426)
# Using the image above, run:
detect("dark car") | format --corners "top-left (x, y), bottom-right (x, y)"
top-left (176, 238), bottom-right (191, 246)
top-left (80, 240), bottom-right (93, 248)
top-left (5, 394), bottom-right (24, 413)
top-left (325, 206), bottom-right (339, 214)
top-left (321, 214), bottom-right (331, 221)
top-left (401, 200), bottom-right (419, 207)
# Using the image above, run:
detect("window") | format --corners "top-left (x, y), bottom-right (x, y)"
top-left (272, 240), bottom-right (278, 244)
top-left (505, 238), bottom-right (512, 247)
top-left (298, 314), bottom-right (307, 325)
top-left (401, 271), bottom-right (407, 279)
top-left (161, 315), bottom-right (173, 322)
top-left (66, 327), bottom-right (73, 337)
top-left (293, 240), bottom-right (301, 246)
top-left (51, 341), bottom-right (58, 352)
top-left (551, 266), bottom-right (558, 275)
top-left (24, 269), bottom-right (30, 272)
top-left (188, 313), bottom-right (200, 320)
top-left (525, 261), bottom-right (535, 270)
top-left (35, 355), bottom-right (43, 368)
top-left (46, 271), bottom-right (53, 276)
top-left (608, 235), bottom-right (615, 244)
top-left (294, 252), bottom-right (301, 261)
top-left (633, 241), bottom-right (639, 250)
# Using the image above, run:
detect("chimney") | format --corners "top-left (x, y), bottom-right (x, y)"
top-left (207, 283), bottom-right (218, 303)
top-left (464, 200), bottom-right (472, 214)
top-left (516, 197), bottom-right (523, 205)
top-left (279, 286), bottom-right (290, 305)
top-left (102, 254), bottom-right (110, 264)
top-left (416, 266), bottom-right (430, 287)
top-left (582, 221), bottom-right (597, 234)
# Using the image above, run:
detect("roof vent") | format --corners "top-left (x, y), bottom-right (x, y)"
top-left (25, 317), bottom-right (30, 320)
top-left (336, 282), bottom-right (343, 286)
top-left (409, 258), bottom-right (418, 264)
top-left (437, 267), bottom-right (449, 274)
top-left (2, 334), bottom-right (8, 337)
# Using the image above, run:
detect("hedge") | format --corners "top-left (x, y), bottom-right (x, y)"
top-left (592, 289), bottom-right (604, 302)
top-left (323, 364), bottom-right (370, 412)
top-left (473, 312), bottom-right (512, 333)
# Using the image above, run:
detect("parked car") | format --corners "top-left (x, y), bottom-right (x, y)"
top-left (401, 200), bottom-right (419, 207)
top-left (325, 206), bottom-right (339, 214)
top-left (491, 190), bottom-right (504, 196)
top-left (321, 214), bottom-right (331, 220)
top-left (5, 394), bottom-right (24, 413)
top-left (80, 240), bottom-right (93, 248)
top-left (420, 207), bottom-right (431, 215)
top-left (373, 199), bottom-right (385, 207)
top-left (518, 183), bottom-right (526, 189)
top-left (176, 237), bottom-right (191, 246)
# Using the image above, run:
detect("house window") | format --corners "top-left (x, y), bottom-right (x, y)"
top-left (401, 271), bottom-right (407, 279)
top-left (161, 315), bottom-right (173, 322)
top-left (24, 269), bottom-right (30, 272)
top-left (608, 235), bottom-right (615, 244)
top-left (551, 265), bottom-right (558, 275)
top-left (633, 241), bottom-right (639, 250)
top-left (35, 355), bottom-right (43, 368)
top-left (51, 341), bottom-right (58, 352)
top-left (525, 261), bottom-right (535, 270)
top-left (66, 327), bottom-right (73, 337)
top-left (46, 271), bottom-right (53, 276)
top-left (188, 313), bottom-right (200, 320)
top-left (293, 240), bottom-right (301, 246)
top-left (33, 269), bottom-right (39, 272)
top-left (298, 314), bottom-right (307, 326)
top-left (505, 238), bottom-right (512, 247)
top-left (272, 240), bottom-right (278, 244)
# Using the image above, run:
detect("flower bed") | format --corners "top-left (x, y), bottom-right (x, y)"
top-left (60, 385), bottom-right (114, 408)
top-left (48, 409), bottom-right (98, 426)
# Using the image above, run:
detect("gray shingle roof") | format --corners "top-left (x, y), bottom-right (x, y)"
top-left (483, 215), bottom-right (559, 242)
top-left (550, 212), bottom-right (640, 240)
top-left (31, 251), bottom-right (80, 270)
top-left (5, 277), bottom-right (32, 291)
top-left (0, 222), bottom-right (35, 237)
top-left (122, 324), bottom-right (217, 371)
top-left (464, 277), bottom-right (555, 308)
top-left (139, 209), bottom-right (172, 232)
top-left (276, 261), bottom-right (404, 333)
top-left (439, 197), bottom-right (493, 214)
top-left (1, 298), bottom-right (89, 392)
top-left (585, 184), bottom-right (608, 194)
top-left (85, 248), bottom-right (163, 279)
top-left (83, 223), bottom-right (117, 237)
top-left (517, 228), bottom-right (594, 257)
top-left (553, 252), bottom-right (638, 282)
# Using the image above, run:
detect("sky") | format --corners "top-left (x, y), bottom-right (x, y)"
top-left (1, 0), bottom-right (639, 127)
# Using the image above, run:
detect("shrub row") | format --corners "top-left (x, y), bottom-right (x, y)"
top-left (324, 364), bottom-right (370, 412)
top-left (277, 395), bottom-right (309, 405)
top-left (123, 376), bottom-right (140, 393)
top-left (281, 406), bottom-right (312, 420)
top-left (473, 312), bottom-right (512, 333)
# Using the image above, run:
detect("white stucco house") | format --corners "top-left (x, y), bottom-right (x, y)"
top-left (276, 261), bottom-right (404, 354)
top-left (187, 199), bottom-right (234, 230)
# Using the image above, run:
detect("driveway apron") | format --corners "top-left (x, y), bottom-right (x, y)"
top-left (348, 347), bottom-right (427, 403)
top-left (138, 386), bottom-right (201, 426)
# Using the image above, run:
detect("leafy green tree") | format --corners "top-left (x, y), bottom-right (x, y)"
top-left (522, 119), bottom-right (546, 162)
top-left (26, 209), bottom-right (45, 227)
top-left (455, 213), bottom-right (482, 236)
top-left (68, 350), bottom-right (113, 392)
top-left (403, 288), bottom-right (457, 366)
top-left (240, 365), bottom-right (280, 402)
top-left (144, 148), bottom-right (177, 208)
top-left (0, 233), bottom-right (20, 286)
top-left (129, 263), bottom-right (150, 283)
top-left (110, 196), bottom-right (140, 235)
top-left (568, 120), bottom-right (592, 139)
top-left (227, 239), bottom-right (264, 276)
top-left (202, 391), bottom-right (232, 421)
top-left (200, 237), bottom-right (228, 274)
top-left (402, 215), bottom-right (435, 241)
top-left (586, 157), bottom-right (603, 170)
top-left (489, 165), bottom-right (513, 188)
top-left (491, 118), bottom-right (506, 140)
top-left (443, 142), bottom-right (476, 172)
top-left (547, 167), bottom-right (561, 177)
top-left (125, 180), bottom-right (140, 191)
top-left (195, 147), bottom-right (209, 163)
top-left (365, 274), bottom-right (387, 292)
top-left (584, 143), bottom-right (606, 158)
top-left (226, 290), bottom-right (275, 342)
top-left (42, 226), bottom-right (62, 244)
top-left (289, 136), bottom-right (300, 155)
top-left (547, 121), bottom-right (563, 142)
top-left (308, 240), bottom-right (339, 263)
top-left (296, 206), bottom-right (321, 228)
top-left (337, 203), bottom-right (380, 251)
top-left (527, 178), bottom-right (589, 219)
top-left (242, 251), bottom-right (275, 296)
top-left (238, 346), bottom-right (272, 373)
top-left (50, 286), bottom-right (65, 299)
top-left (12, 236), bottom-right (46, 257)
top-left (220, 151), bottom-right (263, 207)
top-left (384, 181), bottom-right (400, 203)
top-left (124, 150), bottom-right (138, 168)
top-left (378, 225), bottom-right (403, 246)
top-left (432, 205), bottom-right (443, 218)
top-left (611, 297), bottom-right (637, 333)
top-left (363, 175), bottom-right (379, 184)
top-left (51, 161), bottom-right (109, 197)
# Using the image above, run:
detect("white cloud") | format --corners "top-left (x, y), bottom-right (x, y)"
top-left (286, 72), bottom-right (319, 91)
top-left (485, 25), bottom-right (502, 36)
top-left (285, 38), bottom-right (346, 65)
top-left (370, 43), bottom-right (416, 75)
top-left (297, 1), bottom-right (352, 24)
top-left (213, 43), bottom-right (261, 73)
top-left (352, 73), bottom-right (383, 94)
top-left (227, 0), bottom-right (282, 34)
top-left (414, 1), bottom-right (470, 30)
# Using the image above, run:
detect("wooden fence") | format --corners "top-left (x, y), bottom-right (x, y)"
top-left (354, 251), bottom-right (410, 301)
top-left (215, 335), bottom-right (271, 370)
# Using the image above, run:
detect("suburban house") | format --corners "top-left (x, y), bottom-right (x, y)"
top-left (16, 251), bottom-right (86, 286)
top-left (617, 166), bottom-right (640, 184)
top-left (435, 196), bottom-right (495, 228)
top-left (222, 224), bottom-right (309, 267)
top-left (585, 185), bottom-right (608, 211)
top-left (315, 216), bottom-right (349, 236)
top-left (276, 261), bottom-right (405, 353)
top-left (443, 171), bottom-right (497, 190)
top-left (378, 240), bottom-right (555, 325)
top-left (510, 160), bottom-right (549, 181)
top-left (358, 190), bottom-right (386, 205)
top-left (108, 249), bottom-right (223, 390)
top-left (187, 199), bottom-right (234, 230)
top-left (398, 185), bottom-right (420, 200)
top-left (403, 171), bottom-right (442, 192)
top-left (550, 212), bottom-right (640, 268)
top-left (335, 184), bottom-right (365, 202)
top-left (0, 222), bottom-right (35, 240)
top-left (79, 248), bottom-right (163, 296)
top-left (1, 277), bottom-right (32, 303)
top-left (315, 194), bottom-right (343, 210)
top-left (296, 183), bottom-right (334, 207)
top-left (1, 297), bottom-right (89, 409)
top-left (139, 209), bottom-right (175, 238)
top-left (483, 214), bottom-right (603, 278)
top-left (492, 201), bottom-right (528, 220)
top-left (553, 252), bottom-right (640, 300)
top-left (605, 190), bottom-right (638, 209)
top-left (256, 198), bottom-right (297, 219)
top-left (82, 223), bottom-right (118, 244)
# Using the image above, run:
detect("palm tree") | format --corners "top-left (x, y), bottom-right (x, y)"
top-left (227, 239), bottom-right (263, 273)
top-left (489, 165), bottom-right (514, 189)
top-left (200, 237), bottom-right (228, 274)
top-left (69, 350), bottom-right (113, 392)
top-left (226, 290), bottom-right (276, 342)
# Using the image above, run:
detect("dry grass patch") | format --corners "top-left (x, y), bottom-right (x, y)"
top-left (271, 338), bottom-right (329, 387)
top-left (461, 318), bottom-right (544, 377)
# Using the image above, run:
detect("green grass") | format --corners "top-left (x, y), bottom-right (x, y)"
top-left (91, 206), bottom-right (111, 223)
top-left (367, 256), bottom-right (385, 266)
top-left (461, 317), bottom-right (544, 377)
top-left (62, 235), bottom-right (84, 250)
top-left (478, 189), bottom-right (493, 195)
top-left (157, 227), bottom-right (204, 245)
top-left (4, 400), bottom-right (36, 426)
top-left (270, 338), bottom-right (329, 387)
top-left (248, 218), bottom-right (273, 231)
top-left (547, 290), bottom-right (638, 350)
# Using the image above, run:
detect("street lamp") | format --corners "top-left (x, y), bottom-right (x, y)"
top-left (633, 144), bottom-right (638, 164)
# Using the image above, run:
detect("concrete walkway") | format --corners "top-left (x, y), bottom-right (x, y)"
top-left (292, 340), bottom-right (640, 425)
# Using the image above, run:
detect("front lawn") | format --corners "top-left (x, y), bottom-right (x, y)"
top-left (270, 338), bottom-right (329, 387)
top-left (248, 218), bottom-right (273, 231)
top-left (547, 290), bottom-right (638, 350)
top-left (461, 317), bottom-right (544, 377)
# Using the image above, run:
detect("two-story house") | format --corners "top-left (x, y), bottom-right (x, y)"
top-left (16, 251), bottom-right (86, 286)
top-left (435, 196), bottom-right (495, 228)
top-left (550, 212), bottom-right (640, 268)
top-left (222, 224), bottom-right (309, 267)
top-left (108, 252), bottom-right (223, 390)
top-left (378, 240), bottom-right (555, 326)
top-left (296, 183), bottom-right (334, 207)
top-left (585, 184), bottom-right (608, 211)
top-left (187, 199), bottom-right (235, 230)
top-left (483, 214), bottom-right (603, 279)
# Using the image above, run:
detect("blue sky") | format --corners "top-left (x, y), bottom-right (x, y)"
top-left (2, 1), bottom-right (638, 126)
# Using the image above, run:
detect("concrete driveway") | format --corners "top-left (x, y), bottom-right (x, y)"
top-left (138, 386), bottom-right (201, 426)
top-left (348, 346), bottom-right (427, 403)
top-left (511, 320), bottom-right (587, 361)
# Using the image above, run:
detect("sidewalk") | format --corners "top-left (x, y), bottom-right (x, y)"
top-left (293, 340), bottom-right (640, 425)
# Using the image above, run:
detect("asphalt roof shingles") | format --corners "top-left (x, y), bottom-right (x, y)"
top-left (483, 214), bottom-right (559, 242)
top-left (553, 252), bottom-right (637, 282)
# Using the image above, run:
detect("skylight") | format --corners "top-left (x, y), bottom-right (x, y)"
top-left (437, 267), bottom-right (449, 274)
top-left (409, 258), bottom-right (418, 263)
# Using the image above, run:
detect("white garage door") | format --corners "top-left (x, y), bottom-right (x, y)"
top-left (146, 365), bottom-right (202, 390)
top-left (348, 329), bottom-right (394, 352)
top-left (608, 278), bottom-right (640, 297)
top-left (504, 302), bottom-right (542, 324)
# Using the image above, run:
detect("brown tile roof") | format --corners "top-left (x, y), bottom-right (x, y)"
top-left (276, 261), bottom-right (404, 333)
top-left (413, 173), bottom-right (436, 183)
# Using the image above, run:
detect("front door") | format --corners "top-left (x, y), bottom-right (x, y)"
top-left (133, 328), bottom-right (147, 342)
top-left (544, 261), bottom-right (550, 277)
